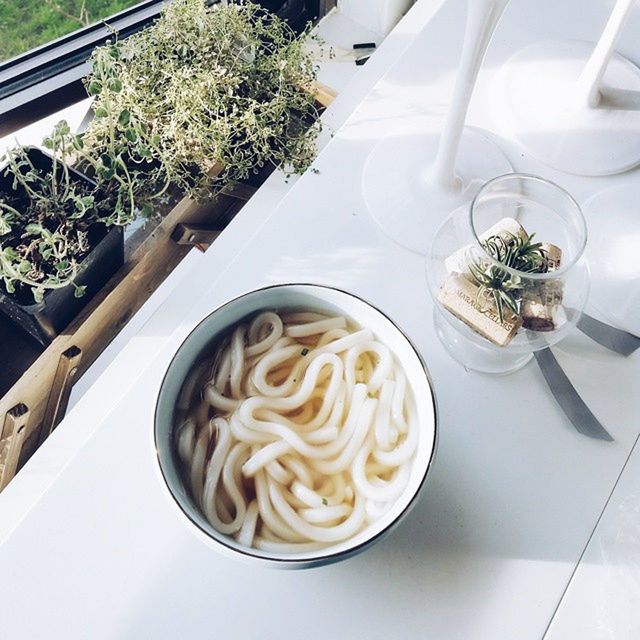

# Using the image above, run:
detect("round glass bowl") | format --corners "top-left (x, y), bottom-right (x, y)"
top-left (427, 174), bottom-right (589, 374)
top-left (154, 284), bottom-right (438, 569)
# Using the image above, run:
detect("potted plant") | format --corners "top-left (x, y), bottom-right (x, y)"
top-left (0, 122), bottom-right (124, 345)
top-left (67, 0), bottom-right (322, 225)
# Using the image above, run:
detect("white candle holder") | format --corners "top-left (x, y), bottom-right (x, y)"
top-left (362, 0), bottom-right (512, 254)
top-left (493, 0), bottom-right (640, 176)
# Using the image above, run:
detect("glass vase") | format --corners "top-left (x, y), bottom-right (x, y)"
top-left (426, 173), bottom-right (589, 374)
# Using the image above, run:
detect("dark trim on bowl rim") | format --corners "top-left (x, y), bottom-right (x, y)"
top-left (154, 283), bottom-right (439, 566)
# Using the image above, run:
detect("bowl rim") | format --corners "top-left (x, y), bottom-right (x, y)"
top-left (154, 282), bottom-right (439, 564)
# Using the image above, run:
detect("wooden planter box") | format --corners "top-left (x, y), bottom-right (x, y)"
top-left (0, 81), bottom-right (336, 492)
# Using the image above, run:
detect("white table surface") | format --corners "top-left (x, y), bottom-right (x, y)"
top-left (546, 434), bottom-right (640, 640)
top-left (1, 1), bottom-right (639, 638)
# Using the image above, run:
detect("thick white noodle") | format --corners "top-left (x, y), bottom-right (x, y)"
top-left (190, 422), bottom-right (213, 506)
top-left (285, 316), bottom-right (347, 338)
top-left (177, 361), bottom-right (209, 412)
top-left (246, 312), bottom-right (283, 357)
top-left (176, 418), bottom-right (196, 464)
top-left (374, 380), bottom-right (396, 451)
top-left (236, 500), bottom-right (260, 547)
top-left (176, 310), bottom-right (416, 552)
top-left (204, 384), bottom-right (240, 413)
top-left (281, 455), bottom-right (315, 488)
top-left (242, 440), bottom-right (291, 477)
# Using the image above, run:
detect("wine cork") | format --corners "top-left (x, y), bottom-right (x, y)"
top-left (521, 246), bottom-right (564, 331)
top-left (541, 243), bottom-right (562, 271)
top-left (445, 217), bottom-right (529, 276)
top-left (521, 292), bottom-right (567, 332)
top-left (521, 297), bottom-right (555, 331)
top-left (521, 278), bottom-right (564, 331)
top-left (438, 275), bottom-right (522, 347)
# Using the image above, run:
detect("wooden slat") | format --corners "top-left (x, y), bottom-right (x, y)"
top-left (219, 181), bottom-right (258, 202)
top-left (39, 347), bottom-right (83, 445)
top-left (0, 404), bottom-right (29, 491)
top-left (172, 223), bottom-right (224, 252)
top-left (305, 79), bottom-right (339, 110)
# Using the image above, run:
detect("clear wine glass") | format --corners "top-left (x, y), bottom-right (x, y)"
top-left (426, 173), bottom-right (590, 374)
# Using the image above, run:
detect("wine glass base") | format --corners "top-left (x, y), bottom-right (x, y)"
top-left (433, 307), bottom-right (533, 375)
top-left (493, 40), bottom-right (640, 177)
top-left (583, 184), bottom-right (640, 335)
top-left (362, 125), bottom-right (512, 255)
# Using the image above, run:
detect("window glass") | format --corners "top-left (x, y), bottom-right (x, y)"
top-left (0, 0), bottom-right (143, 63)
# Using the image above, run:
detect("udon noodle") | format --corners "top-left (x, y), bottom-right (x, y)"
top-left (174, 310), bottom-right (416, 553)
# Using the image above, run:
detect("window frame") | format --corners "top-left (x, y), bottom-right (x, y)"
top-left (0, 1), bottom-right (171, 123)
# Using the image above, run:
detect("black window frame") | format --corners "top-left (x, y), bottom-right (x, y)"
top-left (0, 0), bottom-right (320, 136)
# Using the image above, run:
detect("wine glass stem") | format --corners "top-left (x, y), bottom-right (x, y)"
top-left (429, 0), bottom-right (509, 191)
top-left (576, 0), bottom-right (636, 108)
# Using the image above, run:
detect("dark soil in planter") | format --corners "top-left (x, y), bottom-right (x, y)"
top-left (0, 147), bottom-right (124, 345)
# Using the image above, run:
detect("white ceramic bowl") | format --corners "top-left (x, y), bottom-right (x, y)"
top-left (155, 284), bottom-right (438, 569)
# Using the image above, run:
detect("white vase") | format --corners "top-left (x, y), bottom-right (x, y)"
top-left (337, 0), bottom-right (415, 36)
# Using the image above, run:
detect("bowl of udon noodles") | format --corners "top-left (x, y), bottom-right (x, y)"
top-left (155, 284), bottom-right (437, 568)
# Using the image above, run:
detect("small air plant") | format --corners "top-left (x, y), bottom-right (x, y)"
top-left (468, 231), bottom-right (550, 323)
top-left (482, 232), bottom-right (549, 274)
top-left (468, 260), bottom-right (521, 323)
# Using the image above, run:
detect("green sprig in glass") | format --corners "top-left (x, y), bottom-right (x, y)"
top-left (468, 232), bottom-right (550, 322)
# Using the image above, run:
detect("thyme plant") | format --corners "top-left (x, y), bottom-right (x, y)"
top-left (74, 0), bottom-right (322, 225)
